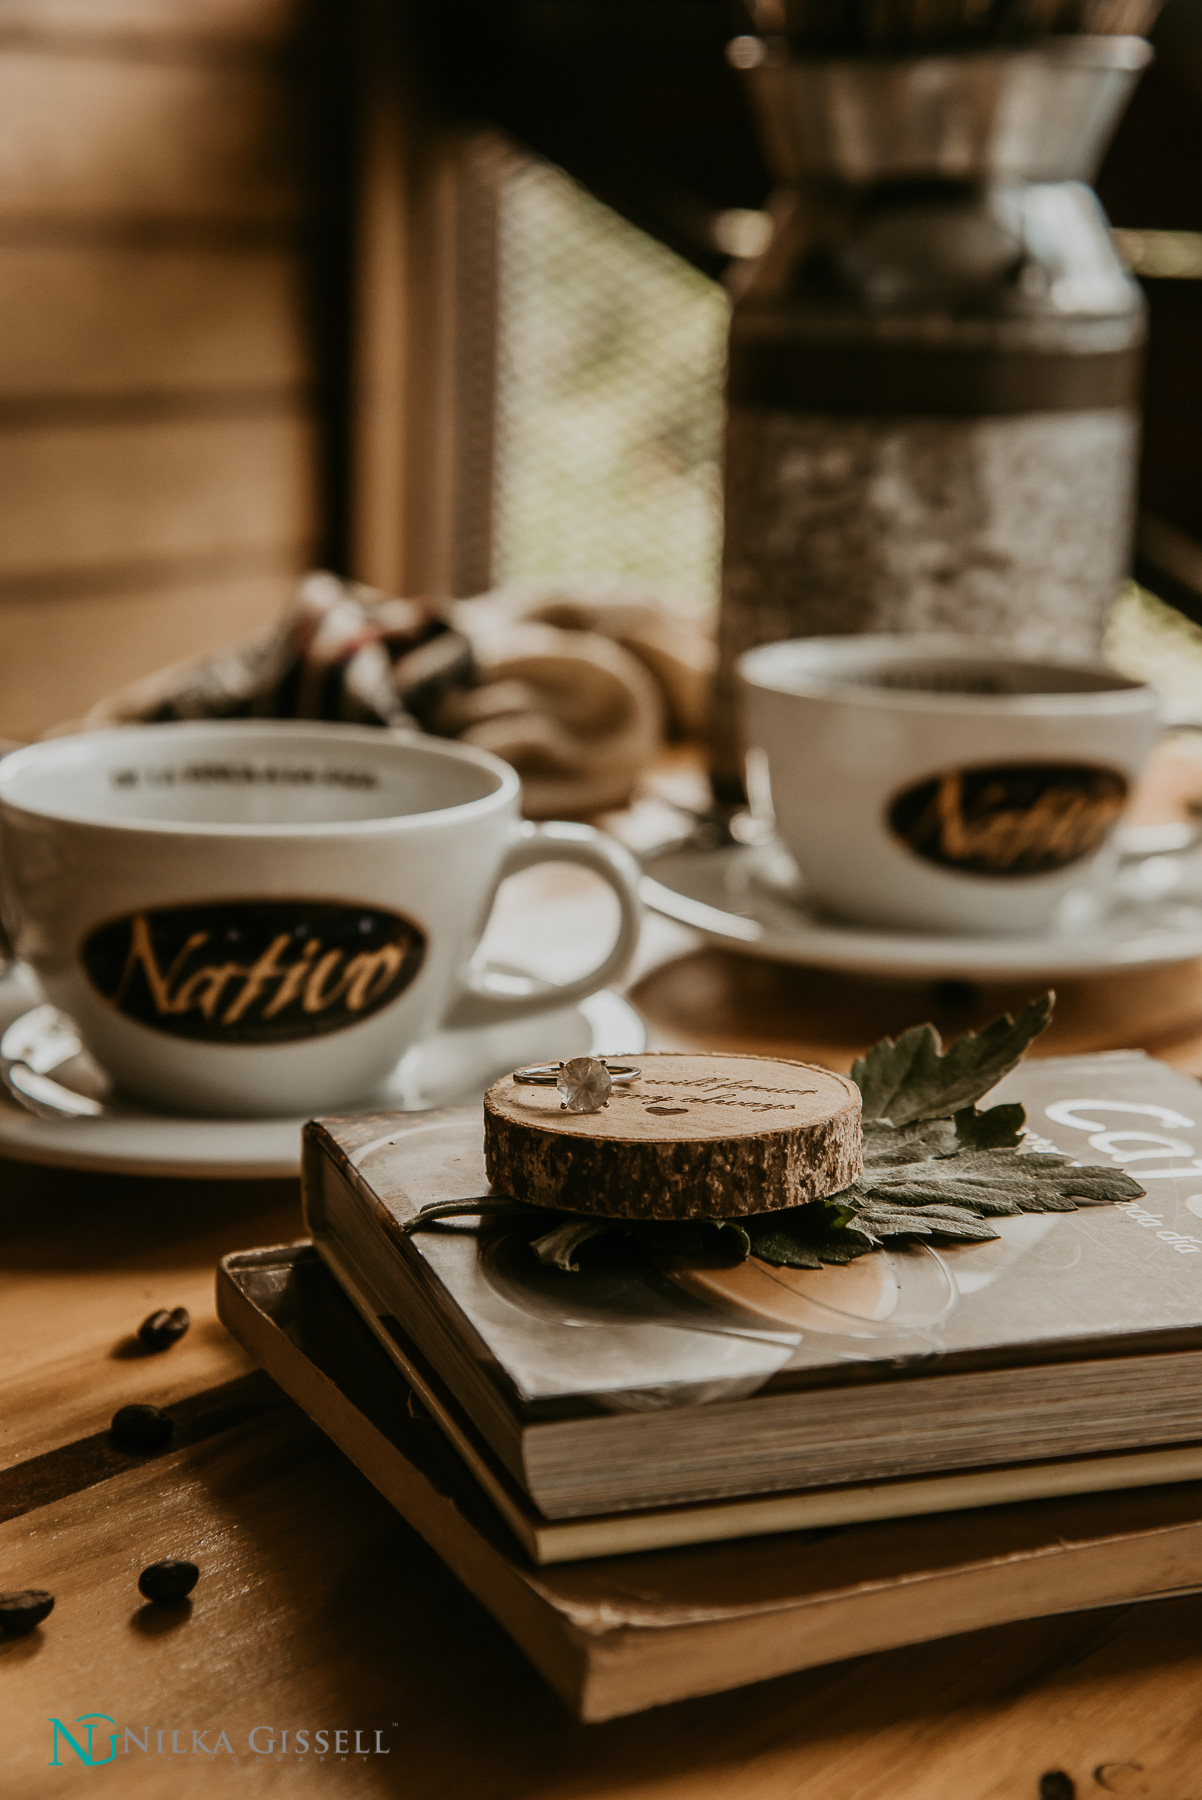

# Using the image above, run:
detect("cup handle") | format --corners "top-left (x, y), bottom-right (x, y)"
top-left (1117, 716), bottom-right (1202, 860)
top-left (441, 820), bottom-right (643, 1030)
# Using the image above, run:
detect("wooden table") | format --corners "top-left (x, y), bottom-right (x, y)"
top-left (8, 772), bottom-right (1202, 1799)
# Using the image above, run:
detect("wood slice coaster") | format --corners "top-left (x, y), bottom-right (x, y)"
top-left (483, 1052), bottom-right (862, 1221)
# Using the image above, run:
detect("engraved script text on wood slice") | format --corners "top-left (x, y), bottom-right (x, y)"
top-left (483, 1052), bottom-right (862, 1220)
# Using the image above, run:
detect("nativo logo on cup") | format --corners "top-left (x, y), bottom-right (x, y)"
top-left (888, 762), bottom-right (1129, 878)
top-left (80, 899), bottom-right (426, 1043)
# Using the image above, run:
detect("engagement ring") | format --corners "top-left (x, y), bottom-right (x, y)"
top-left (512, 1055), bottom-right (641, 1113)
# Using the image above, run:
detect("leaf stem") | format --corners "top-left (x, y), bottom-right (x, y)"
top-left (398, 1199), bottom-right (533, 1235)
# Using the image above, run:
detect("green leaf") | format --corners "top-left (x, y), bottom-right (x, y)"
top-left (740, 1231), bottom-right (824, 1269)
top-left (858, 1178), bottom-right (1021, 1209)
top-left (753, 1198), bottom-right (862, 1240)
top-left (853, 1203), bottom-right (1001, 1244)
top-left (398, 1198), bottom-right (529, 1235)
top-left (628, 1218), bottom-right (752, 1265)
top-left (530, 1217), bottom-right (616, 1272)
top-left (743, 1198), bottom-right (878, 1267)
top-left (953, 1102), bottom-right (1027, 1150)
top-left (805, 1237), bottom-right (877, 1265)
top-left (396, 992), bottom-right (1146, 1281)
top-left (862, 1117), bottom-right (957, 1168)
top-left (847, 1140), bottom-right (1143, 1213)
top-left (850, 992), bottom-right (1055, 1126)
top-left (1053, 1170), bottom-right (1145, 1203)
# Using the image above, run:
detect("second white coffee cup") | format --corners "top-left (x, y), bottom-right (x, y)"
top-left (738, 635), bottom-right (1162, 936)
top-left (0, 721), bottom-right (642, 1116)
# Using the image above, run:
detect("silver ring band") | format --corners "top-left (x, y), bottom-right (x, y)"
top-left (512, 1061), bottom-right (641, 1085)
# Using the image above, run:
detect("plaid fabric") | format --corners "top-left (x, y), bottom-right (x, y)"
top-left (93, 572), bottom-right (472, 732)
top-left (77, 573), bottom-right (712, 817)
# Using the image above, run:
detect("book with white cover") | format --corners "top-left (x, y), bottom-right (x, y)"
top-left (301, 1052), bottom-right (1202, 1520)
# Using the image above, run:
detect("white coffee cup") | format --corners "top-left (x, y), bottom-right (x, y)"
top-left (0, 720), bottom-right (642, 1116)
top-left (738, 635), bottom-right (1163, 936)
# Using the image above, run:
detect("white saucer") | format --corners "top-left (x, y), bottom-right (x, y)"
top-left (641, 841), bottom-right (1202, 982)
top-left (0, 966), bottom-right (645, 1179)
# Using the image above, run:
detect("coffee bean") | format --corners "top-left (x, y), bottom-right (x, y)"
top-left (0, 1590), bottom-right (54, 1637)
top-left (110, 1404), bottom-right (174, 1452)
top-left (136, 1306), bottom-right (190, 1352)
top-left (137, 1560), bottom-right (199, 1605)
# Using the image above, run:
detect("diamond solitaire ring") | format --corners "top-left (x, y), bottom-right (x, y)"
top-left (512, 1056), bottom-right (641, 1113)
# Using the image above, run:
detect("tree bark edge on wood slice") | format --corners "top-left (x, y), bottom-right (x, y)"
top-left (483, 1051), bottom-right (862, 1221)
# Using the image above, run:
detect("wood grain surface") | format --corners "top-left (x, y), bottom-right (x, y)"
top-left (7, 1409), bottom-right (1202, 1798)
top-left (0, 1163), bottom-right (299, 1465)
top-left (10, 759), bottom-right (1202, 1794)
top-left (631, 948), bottom-right (1202, 1077)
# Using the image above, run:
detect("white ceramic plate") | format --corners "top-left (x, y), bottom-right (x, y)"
top-left (0, 967), bottom-right (645, 1178)
top-left (641, 840), bottom-right (1202, 981)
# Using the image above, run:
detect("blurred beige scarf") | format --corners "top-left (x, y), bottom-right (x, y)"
top-left (75, 571), bottom-right (712, 817)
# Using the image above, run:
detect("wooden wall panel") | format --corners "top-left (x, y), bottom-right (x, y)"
top-left (0, 0), bottom-right (299, 40)
top-left (0, 245), bottom-right (307, 395)
top-left (0, 414), bottom-right (316, 584)
top-left (0, 573), bottom-right (298, 739)
top-left (0, 0), bottom-right (321, 739)
top-left (0, 52), bottom-right (302, 224)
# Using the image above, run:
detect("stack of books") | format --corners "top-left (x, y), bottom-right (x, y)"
top-left (218, 1049), bottom-right (1202, 1721)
